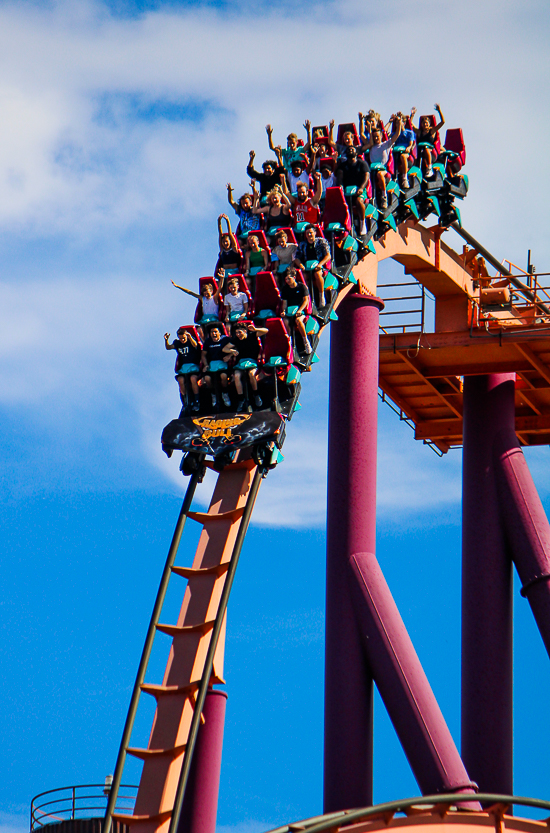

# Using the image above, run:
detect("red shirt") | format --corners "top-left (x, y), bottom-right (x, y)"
top-left (293, 196), bottom-right (320, 225)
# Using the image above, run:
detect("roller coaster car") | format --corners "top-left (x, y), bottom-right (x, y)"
top-left (162, 409), bottom-right (286, 461)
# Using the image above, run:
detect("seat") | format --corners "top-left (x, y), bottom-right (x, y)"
top-left (176, 325), bottom-right (203, 352)
top-left (336, 122), bottom-right (361, 147)
top-left (441, 128), bottom-right (466, 174)
top-left (261, 318), bottom-right (293, 368)
top-left (322, 186), bottom-right (352, 233)
top-left (253, 272), bottom-right (283, 320)
top-left (195, 276), bottom-right (221, 323)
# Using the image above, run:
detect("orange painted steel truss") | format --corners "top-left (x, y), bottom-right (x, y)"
top-left (348, 221), bottom-right (550, 453)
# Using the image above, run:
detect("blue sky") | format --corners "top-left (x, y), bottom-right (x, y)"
top-left (2, 0), bottom-right (550, 831)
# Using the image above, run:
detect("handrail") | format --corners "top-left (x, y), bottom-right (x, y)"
top-left (103, 464), bottom-right (205, 833)
top-left (31, 784), bottom-right (137, 830)
top-left (264, 793), bottom-right (550, 833)
top-left (451, 223), bottom-right (550, 317)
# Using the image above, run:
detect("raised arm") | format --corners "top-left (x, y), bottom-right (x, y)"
top-left (221, 213), bottom-right (237, 248)
top-left (303, 119), bottom-right (312, 149)
top-left (247, 150), bottom-right (261, 180)
top-left (434, 103), bottom-right (445, 132)
top-left (164, 332), bottom-right (175, 351)
top-left (358, 112), bottom-right (368, 145)
top-left (171, 280), bottom-right (201, 299)
top-left (409, 107), bottom-right (418, 135)
top-left (244, 250), bottom-right (251, 275)
top-left (328, 119), bottom-right (336, 147)
top-left (312, 171), bottom-right (323, 206)
top-left (252, 189), bottom-right (267, 214)
top-left (217, 214), bottom-right (224, 249)
top-left (307, 144), bottom-right (319, 174)
top-left (226, 182), bottom-right (239, 213)
top-left (266, 124), bottom-right (276, 152)
top-left (387, 114), bottom-right (402, 146)
top-left (274, 146), bottom-right (284, 168)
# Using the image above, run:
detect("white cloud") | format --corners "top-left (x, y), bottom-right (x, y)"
top-left (0, 813), bottom-right (28, 833)
top-left (0, 0), bottom-right (547, 267)
top-left (1, 0), bottom-right (549, 525)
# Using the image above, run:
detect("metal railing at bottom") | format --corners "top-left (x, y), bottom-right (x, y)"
top-left (378, 281), bottom-right (434, 335)
top-left (378, 389), bottom-right (449, 458)
top-left (31, 783), bottom-right (137, 831)
top-left (264, 793), bottom-right (550, 833)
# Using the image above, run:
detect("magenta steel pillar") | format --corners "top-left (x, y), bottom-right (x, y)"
top-left (178, 689), bottom-right (227, 833)
top-left (462, 374), bottom-right (514, 795)
top-left (349, 552), bottom-right (478, 799)
top-left (325, 293), bottom-right (383, 812)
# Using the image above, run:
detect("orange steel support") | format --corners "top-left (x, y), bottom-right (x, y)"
top-left (347, 220), bottom-right (550, 451)
top-left (114, 461), bottom-right (260, 833)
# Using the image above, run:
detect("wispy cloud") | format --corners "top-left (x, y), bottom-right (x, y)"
top-left (0, 812), bottom-right (28, 833)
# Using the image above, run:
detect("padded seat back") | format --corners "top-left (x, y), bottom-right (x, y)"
top-left (420, 114), bottom-right (442, 155)
top-left (275, 227), bottom-right (298, 245)
top-left (262, 318), bottom-right (293, 366)
top-left (254, 272), bottom-right (283, 317)
top-left (177, 325), bottom-right (204, 349)
top-left (444, 128), bottom-right (466, 172)
top-left (243, 229), bottom-right (271, 251)
top-left (337, 122), bottom-right (360, 146)
top-left (322, 186), bottom-right (352, 232)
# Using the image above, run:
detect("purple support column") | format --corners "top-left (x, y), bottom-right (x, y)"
top-left (349, 552), bottom-right (478, 799)
top-left (325, 294), bottom-right (383, 813)
top-left (178, 689), bottom-right (227, 833)
top-left (495, 436), bottom-right (550, 658)
top-left (462, 374), bottom-right (514, 795)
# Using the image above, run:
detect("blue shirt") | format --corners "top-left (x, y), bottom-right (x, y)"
top-left (394, 129), bottom-right (415, 150)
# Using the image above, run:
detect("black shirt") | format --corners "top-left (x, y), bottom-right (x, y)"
top-left (215, 249), bottom-right (242, 273)
top-left (336, 158), bottom-right (369, 188)
top-left (204, 335), bottom-right (231, 363)
top-left (246, 163), bottom-right (286, 195)
top-left (281, 282), bottom-right (309, 309)
top-left (173, 338), bottom-right (201, 371)
top-left (231, 333), bottom-right (261, 361)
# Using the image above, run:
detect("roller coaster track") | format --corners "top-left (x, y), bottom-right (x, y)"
top-left (103, 120), bottom-right (550, 833)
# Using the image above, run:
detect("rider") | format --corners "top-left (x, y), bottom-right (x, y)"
top-left (294, 224), bottom-right (331, 311)
top-left (223, 322), bottom-right (268, 411)
top-left (335, 145), bottom-right (370, 234)
top-left (410, 104), bottom-right (445, 179)
top-left (279, 267), bottom-right (313, 355)
top-left (164, 328), bottom-right (201, 413)
top-left (201, 324), bottom-right (232, 409)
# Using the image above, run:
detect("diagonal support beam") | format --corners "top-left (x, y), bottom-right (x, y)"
top-left (349, 551), bottom-right (479, 801)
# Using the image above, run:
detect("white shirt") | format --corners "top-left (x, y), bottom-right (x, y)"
top-left (224, 291), bottom-right (248, 313)
top-left (202, 296), bottom-right (219, 314)
top-left (369, 138), bottom-right (393, 166)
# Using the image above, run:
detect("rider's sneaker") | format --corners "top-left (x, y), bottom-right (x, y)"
top-left (254, 394), bottom-right (263, 408)
top-left (222, 392), bottom-right (231, 408)
top-left (211, 393), bottom-right (218, 409)
top-left (191, 399), bottom-right (200, 413)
